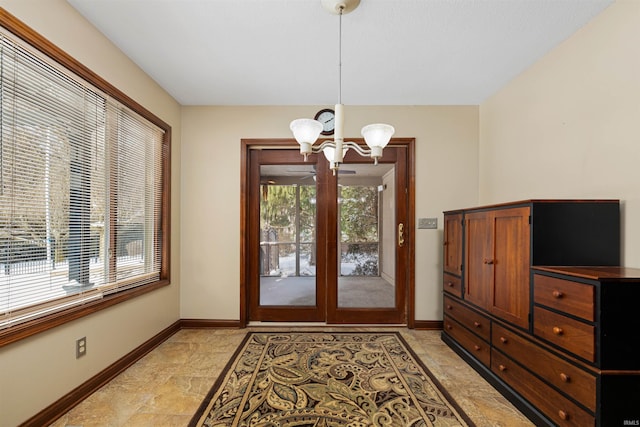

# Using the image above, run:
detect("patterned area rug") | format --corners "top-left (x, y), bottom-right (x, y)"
top-left (190, 332), bottom-right (474, 426)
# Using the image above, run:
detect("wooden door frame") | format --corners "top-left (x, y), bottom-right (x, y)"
top-left (240, 138), bottom-right (415, 328)
top-left (246, 148), bottom-right (329, 322)
top-left (326, 144), bottom-right (408, 324)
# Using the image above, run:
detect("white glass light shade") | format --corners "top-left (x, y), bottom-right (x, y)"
top-left (361, 123), bottom-right (395, 160)
top-left (361, 123), bottom-right (395, 148)
top-left (290, 119), bottom-right (323, 155)
top-left (323, 145), bottom-right (350, 170)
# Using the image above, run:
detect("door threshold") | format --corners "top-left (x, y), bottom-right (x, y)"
top-left (247, 321), bottom-right (407, 328)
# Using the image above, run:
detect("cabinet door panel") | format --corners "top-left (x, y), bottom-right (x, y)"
top-left (464, 211), bottom-right (491, 309)
top-left (443, 213), bottom-right (463, 276)
top-left (491, 207), bottom-right (530, 328)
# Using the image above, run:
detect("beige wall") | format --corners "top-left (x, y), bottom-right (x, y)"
top-left (0, 1), bottom-right (182, 425)
top-left (479, 0), bottom-right (639, 265)
top-left (180, 106), bottom-right (479, 321)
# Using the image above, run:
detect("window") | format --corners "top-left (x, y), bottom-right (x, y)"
top-left (339, 185), bottom-right (380, 276)
top-left (0, 15), bottom-right (170, 342)
top-left (259, 180), bottom-right (316, 278)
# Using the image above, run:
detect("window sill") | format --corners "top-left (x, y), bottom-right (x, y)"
top-left (0, 279), bottom-right (170, 348)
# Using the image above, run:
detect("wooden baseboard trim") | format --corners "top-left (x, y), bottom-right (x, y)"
top-left (180, 318), bottom-right (242, 329)
top-left (21, 318), bottom-right (427, 425)
top-left (20, 320), bottom-right (181, 427)
top-left (414, 320), bottom-right (443, 330)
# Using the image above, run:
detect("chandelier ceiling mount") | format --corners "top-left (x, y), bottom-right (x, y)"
top-left (321, 0), bottom-right (360, 15)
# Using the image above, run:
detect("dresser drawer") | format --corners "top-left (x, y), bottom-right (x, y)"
top-left (443, 295), bottom-right (490, 342)
top-left (534, 307), bottom-right (595, 362)
top-left (534, 274), bottom-right (595, 321)
top-left (492, 323), bottom-right (596, 411)
top-left (443, 273), bottom-right (462, 298)
top-left (444, 315), bottom-right (490, 367)
top-left (492, 350), bottom-right (595, 427)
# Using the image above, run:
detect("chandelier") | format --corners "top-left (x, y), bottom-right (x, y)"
top-left (289, 0), bottom-right (395, 175)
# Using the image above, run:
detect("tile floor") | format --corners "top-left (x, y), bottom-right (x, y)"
top-left (49, 327), bottom-right (534, 427)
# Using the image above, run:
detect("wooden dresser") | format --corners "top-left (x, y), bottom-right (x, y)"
top-left (441, 200), bottom-right (640, 426)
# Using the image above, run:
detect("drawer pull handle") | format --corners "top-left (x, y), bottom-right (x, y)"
top-left (552, 290), bottom-right (564, 298)
top-left (558, 410), bottom-right (570, 421)
top-left (500, 336), bottom-right (508, 344)
top-left (483, 259), bottom-right (494, 265)
top-left (446, 324), bottom-right (453, 330)
top-left (499, 364), bottom-right (507, 372)
top-left (473, 321), bottom-right (481, 328)
top-left (446, 305), bottom-right (453, 310)
top-left (474, 345), bottom-right (481, 351)
top-left (447, 282), bottom-right (454, 287)
top-left (560, 373), bottom-right (570, 383)
top-left (553, 326), bottom-right (564, 335)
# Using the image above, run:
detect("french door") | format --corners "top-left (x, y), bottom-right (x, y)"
top-left (241, 139), bottom-right (413, 325)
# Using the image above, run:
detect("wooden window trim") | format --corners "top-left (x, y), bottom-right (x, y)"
top-left (0, 8), bottom-right (171, 348)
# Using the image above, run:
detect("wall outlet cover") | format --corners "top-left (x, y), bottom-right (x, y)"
top-left (76, 337), bottom-right (87, 358)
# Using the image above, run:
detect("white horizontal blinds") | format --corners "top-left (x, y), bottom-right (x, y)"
top-left (0, 28), bottom-right (164, 330)
top-left (0, 32), bottom-right (107, 327)
top-left (101, 101), bottom-right (163, 294)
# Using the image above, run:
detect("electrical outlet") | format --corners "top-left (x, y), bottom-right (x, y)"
top-left (418, 217), bottom-right (438, 229)
top-left (76, 337), bottom-right (87, 358)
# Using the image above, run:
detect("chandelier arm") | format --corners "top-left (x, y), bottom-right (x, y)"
top-left (343, 141), bottom-right (372, 157)
top-left (309, 140), bottom-right (373, 157)
top-left (309, 140), bottom-right (337, 154)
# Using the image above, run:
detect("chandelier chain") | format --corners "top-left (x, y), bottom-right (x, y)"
top-left (338, 6), bottom-right (343, 105)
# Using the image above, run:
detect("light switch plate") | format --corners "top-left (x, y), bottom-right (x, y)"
top-left (418, 217), bottom-right (438, 229)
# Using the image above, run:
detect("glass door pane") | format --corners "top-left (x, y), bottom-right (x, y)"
top-left (337, 163), bottom-right (395, 308)
top-left (259, 164), bottom-right (317, 306)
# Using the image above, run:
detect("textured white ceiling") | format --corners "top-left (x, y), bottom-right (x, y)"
top-left (66, 0), bottom-right (614, 106)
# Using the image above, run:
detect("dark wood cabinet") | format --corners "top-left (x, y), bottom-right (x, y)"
top-left (532, 266), bottom-right (640, 426)
top-left (441, 200), bottom-right (638, 427)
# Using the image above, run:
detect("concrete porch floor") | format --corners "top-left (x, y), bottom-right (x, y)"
top-left (260, 275), bottom-right (395, 307)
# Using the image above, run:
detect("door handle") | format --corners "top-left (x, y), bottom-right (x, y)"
top-left (398, 223), bottom-right (405, 247)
